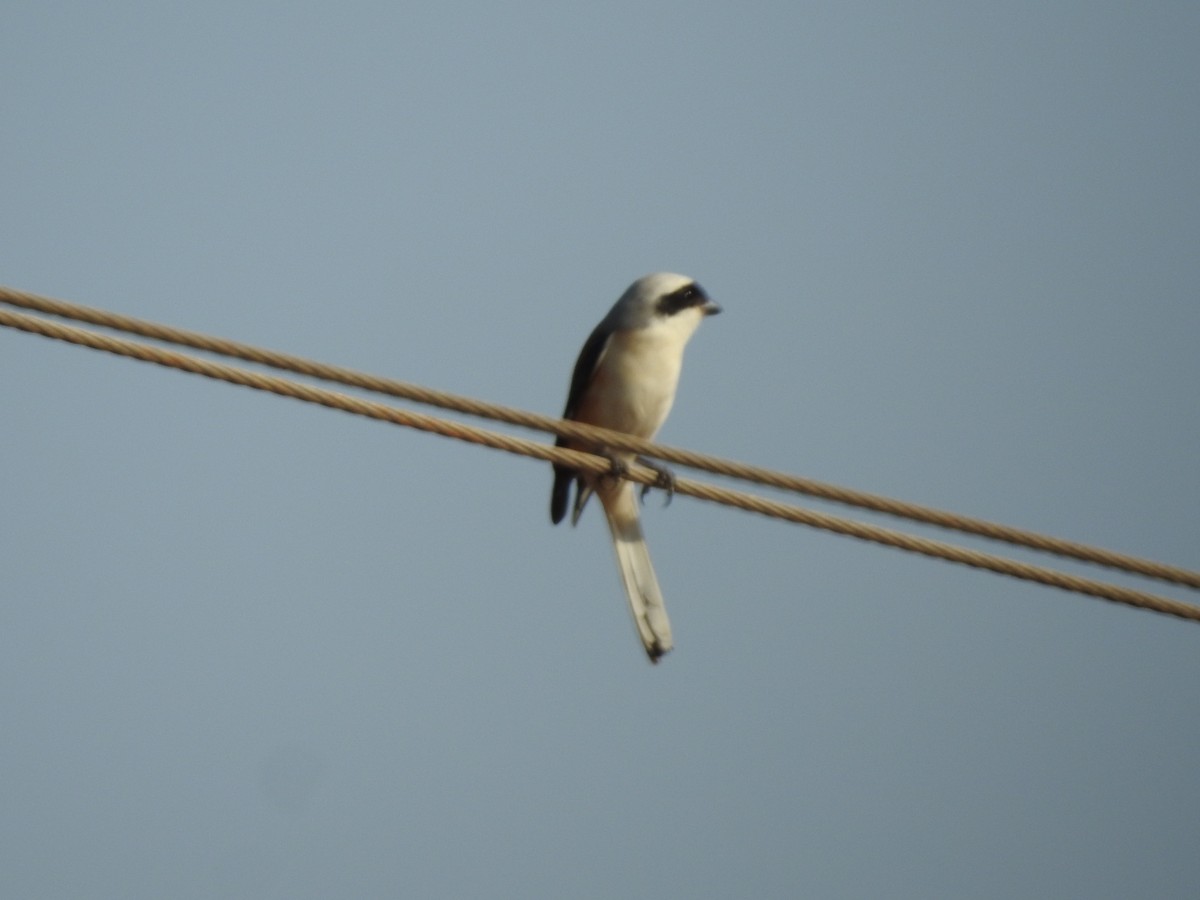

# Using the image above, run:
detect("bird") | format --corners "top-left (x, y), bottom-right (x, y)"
top-left (550, 272), bottom-right (721, 662)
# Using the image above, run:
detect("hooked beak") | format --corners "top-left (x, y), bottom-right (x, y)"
top-left (702, 300), bottom-right (722, 317)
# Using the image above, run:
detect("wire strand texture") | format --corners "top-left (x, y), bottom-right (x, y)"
top-left (2, 286), bottom-right (1198, 626)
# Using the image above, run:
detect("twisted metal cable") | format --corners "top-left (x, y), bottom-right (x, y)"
top-left (3, 304), bottom-right (1199, 625)
top-left (2, 285), bottom-right (1196, 590)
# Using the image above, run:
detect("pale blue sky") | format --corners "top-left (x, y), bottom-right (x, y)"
top-left (3, 3), bottom-right (1199, 898)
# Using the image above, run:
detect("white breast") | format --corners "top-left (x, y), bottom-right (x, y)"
top-left (576, 321), bottom-right (693, 440)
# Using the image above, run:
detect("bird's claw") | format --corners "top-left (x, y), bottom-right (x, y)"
top-left (637, 457), bottom-right (676, 508)
top-left (604, 455), bottom-right (629, 484)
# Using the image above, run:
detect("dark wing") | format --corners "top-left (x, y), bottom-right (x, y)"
top-left (560, 321), bottom-right (612, 424)
top-left (550, 323), bottom-right (612, 525)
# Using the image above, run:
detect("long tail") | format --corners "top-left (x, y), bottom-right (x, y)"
top-left (601, 483), bottom-right (673, 663)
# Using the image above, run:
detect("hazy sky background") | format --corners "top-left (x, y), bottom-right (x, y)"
top-left (3, 3), bottom-right (1198, 897)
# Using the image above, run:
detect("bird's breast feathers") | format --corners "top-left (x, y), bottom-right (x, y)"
top-left (576, 327), bottom-right (684, 440)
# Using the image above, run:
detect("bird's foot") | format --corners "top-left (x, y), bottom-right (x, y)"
top-left (636, 457), bottom-right (676, 508)
top-left (603, 454), bottom-right (630, 486)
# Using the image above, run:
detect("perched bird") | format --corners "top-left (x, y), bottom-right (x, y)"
top-left (550, 273), bottom-right (721, 662)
